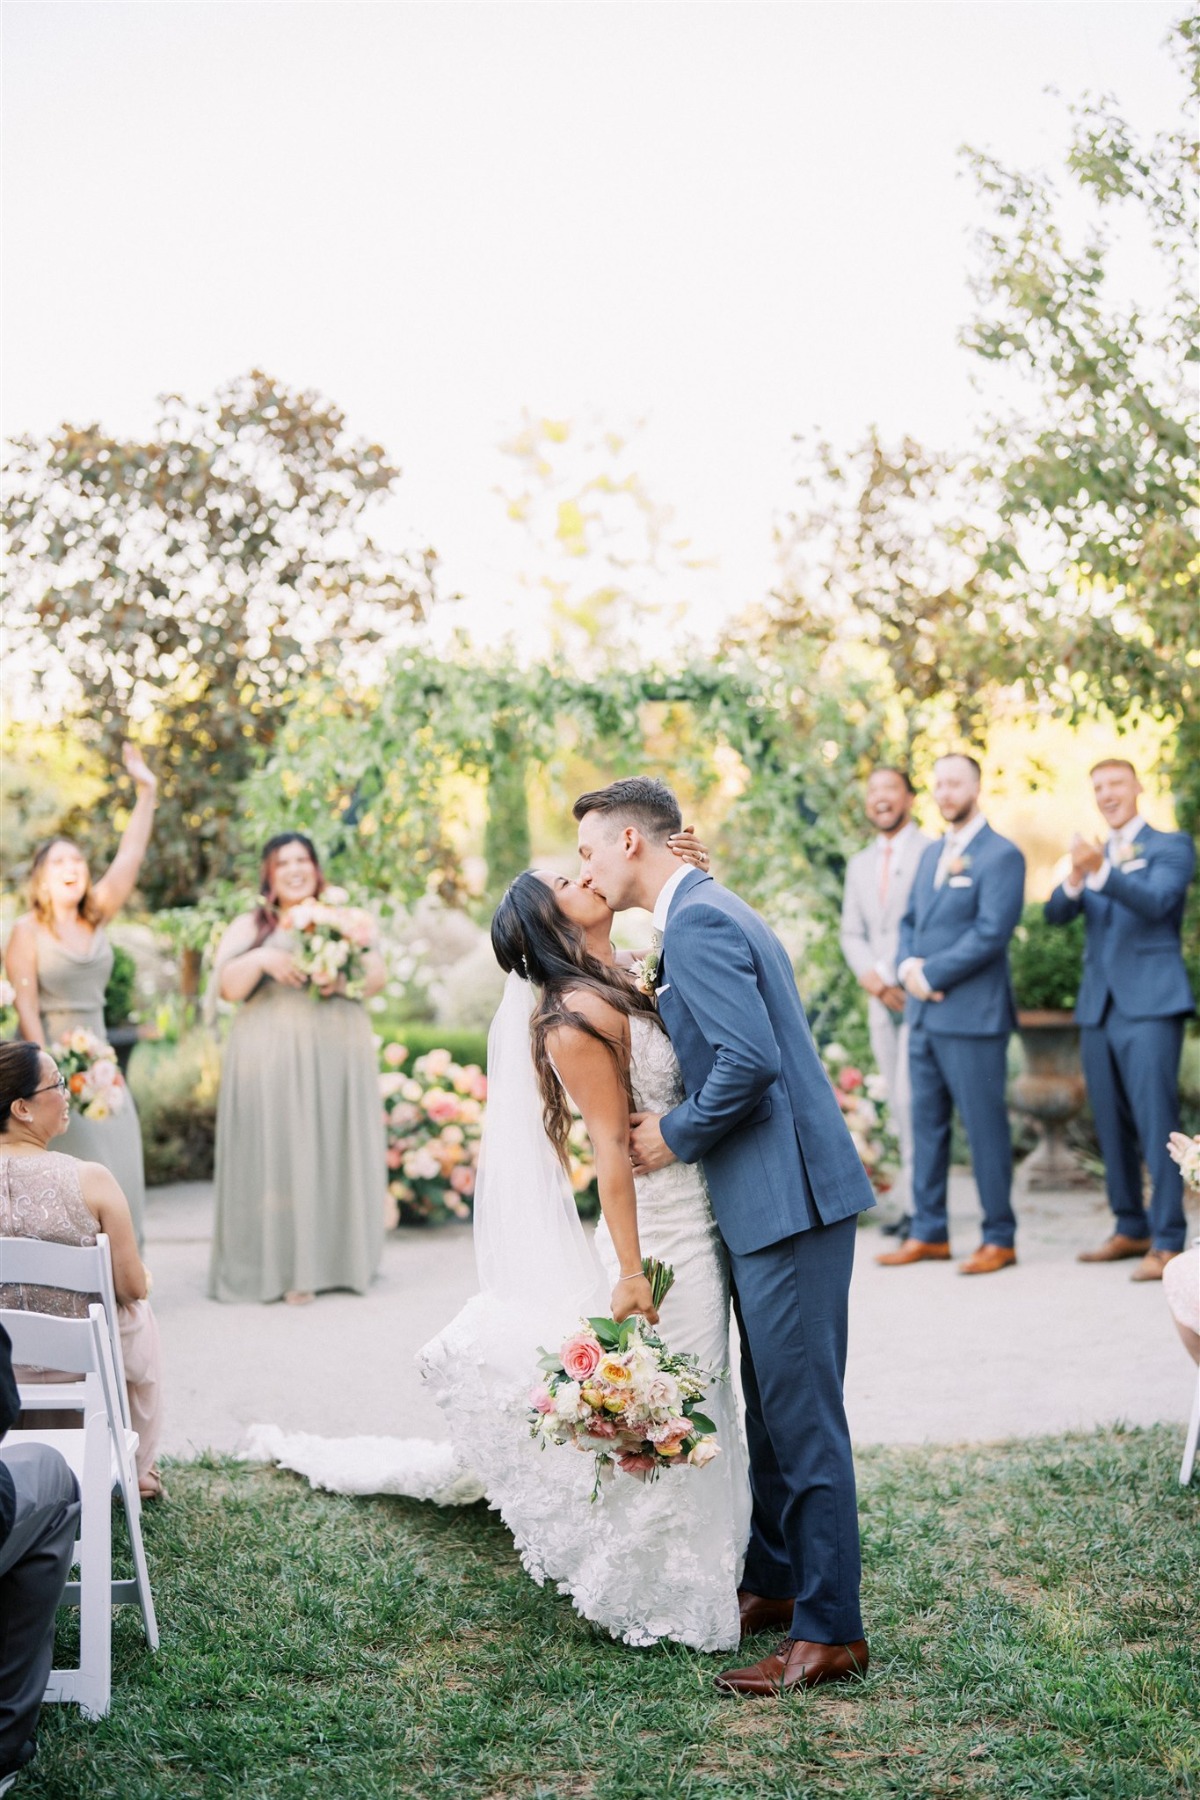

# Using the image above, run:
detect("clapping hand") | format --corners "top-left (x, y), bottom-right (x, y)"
top-left (1069, 833), bottom-right (1104, 881)
top-left (121, 741), bottom-right (157, 794)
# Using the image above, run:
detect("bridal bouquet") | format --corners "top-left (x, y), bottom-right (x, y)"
top-left (529, 1262), bottom-right (721, 1499)
top-left (289, 887), bottom-right (375, 1001)
top-left (49, 1028), bottom-right (128, 1120)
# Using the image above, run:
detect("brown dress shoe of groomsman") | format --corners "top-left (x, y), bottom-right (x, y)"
top-left (875, 1238), bottom-right (951, 1267)
top-left (1129, 1249), bottom-right (1181, 1283)
top-left (958, 1244), bottom-right (1017, 1276)
top-left (737, 1590), bottom-right (796, 1639)
top-left (1077, 1234), bottom-right (1152, 1264)
top-left (715, 1636), bottom-right (870, 1696)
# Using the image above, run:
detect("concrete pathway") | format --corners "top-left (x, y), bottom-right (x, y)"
top-left (147, 1175), bottom-right (1198, 1461)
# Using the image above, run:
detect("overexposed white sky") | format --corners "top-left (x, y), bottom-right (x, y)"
top-left (2, 1), bottom-right (1184, 651)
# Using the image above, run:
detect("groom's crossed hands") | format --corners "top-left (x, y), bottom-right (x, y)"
top-left (629, 1111), bottom-right (678, 1177)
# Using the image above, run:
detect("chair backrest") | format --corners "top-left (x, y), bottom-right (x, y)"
top-left (0, 1235), bottom-right (131, 1428)
top-left (0, 1303), bottom-right (123, 1431)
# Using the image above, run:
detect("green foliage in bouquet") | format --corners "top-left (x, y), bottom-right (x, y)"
top-left (1009, 902), bottom-right (1085, 1013)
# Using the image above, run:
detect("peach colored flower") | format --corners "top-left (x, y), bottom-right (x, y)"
top-left (383, 1042), bottom-right (409, 1067)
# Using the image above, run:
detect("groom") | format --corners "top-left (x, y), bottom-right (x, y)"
top-left (574, 777), bottom-right (875, 1696)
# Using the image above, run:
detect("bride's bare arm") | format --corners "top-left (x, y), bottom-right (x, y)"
top-left (546, 990), bottom-right (659, 1325)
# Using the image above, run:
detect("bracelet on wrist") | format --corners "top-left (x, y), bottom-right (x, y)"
top-left (616, 1271), bottom-right (644, 1283)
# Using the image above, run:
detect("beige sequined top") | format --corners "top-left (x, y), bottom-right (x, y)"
top-left (0, 1149), bottom-right (100, 1318)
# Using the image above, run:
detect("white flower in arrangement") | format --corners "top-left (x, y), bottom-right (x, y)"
top-left (823, 1042), bottom-right (848, 1065)
top-left (865, 1074), bottom-right (889, 1103)
top-left (0, 978), bottom-right (14, 1009)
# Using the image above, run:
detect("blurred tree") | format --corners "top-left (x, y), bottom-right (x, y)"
top-left (963, 11), bottom-right (1199, 825)
top-left (496, 413), bottom-right (703, 668)
top-left (3, 370), bottom-right (437, 906)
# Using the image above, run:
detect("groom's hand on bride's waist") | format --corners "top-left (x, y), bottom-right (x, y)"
top-left (630, 1111), bottom-right (678, 1176)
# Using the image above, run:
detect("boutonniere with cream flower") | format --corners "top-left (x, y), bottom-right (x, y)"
top-left (947, 853), bottom-right (972, 878)
top-left (629, 948), bottom-right (661, 998)
top-left (1111, 842), bottom-right (1138, 866)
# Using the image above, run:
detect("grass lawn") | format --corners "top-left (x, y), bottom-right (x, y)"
top-left (28, 1426), bottom-right (1198, 1800)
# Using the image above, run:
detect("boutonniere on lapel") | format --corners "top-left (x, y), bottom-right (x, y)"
top-left (629, 949), bottom-right (662, 998)
top-left (1111, 842), bottom-right (1143, 867)
top-left (948, 853), bottom-right (972, 877)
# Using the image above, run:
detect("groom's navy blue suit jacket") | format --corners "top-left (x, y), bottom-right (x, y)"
top-left (656, 869), bottom-right (876, 1254)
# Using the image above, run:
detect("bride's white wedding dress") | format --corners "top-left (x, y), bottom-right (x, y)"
top-left (247, 1000), bottom-right (750, 1653)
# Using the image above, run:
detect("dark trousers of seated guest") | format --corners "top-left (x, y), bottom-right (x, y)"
top-left (908, 1026), bottom-right (1016, 1248)
top-left (0, 1444), bottom-right (80, 1774)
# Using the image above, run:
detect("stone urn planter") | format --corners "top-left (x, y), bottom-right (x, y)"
top-left (104, 1024), bottom-right (141, 1080)
top-left (1009, 1010), bottom-right (1093, 1190)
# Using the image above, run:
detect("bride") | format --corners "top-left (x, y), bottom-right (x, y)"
top-left (251, 850), bottom-right (750, 1652)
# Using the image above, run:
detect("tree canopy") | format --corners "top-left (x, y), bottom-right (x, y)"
top-left (3, 370), bottom-right (437, 904)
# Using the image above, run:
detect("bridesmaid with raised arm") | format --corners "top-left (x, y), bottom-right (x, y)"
top-left (208, 833), bottom-right (388, 1306)
top-left (5, 744), bottom-right (157, 1246)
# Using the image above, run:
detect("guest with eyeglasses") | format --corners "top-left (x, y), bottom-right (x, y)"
top-left (0, 1041), bottom-right (165, 1500)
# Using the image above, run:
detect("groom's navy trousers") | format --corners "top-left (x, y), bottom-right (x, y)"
top-left (658, 870), bottom-right (875, 1645)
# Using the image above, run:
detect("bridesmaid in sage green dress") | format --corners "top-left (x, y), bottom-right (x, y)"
top-left (208, 833), bottom-right (387, 1305)
top-left (5, 744), bottom-right (157, 1246)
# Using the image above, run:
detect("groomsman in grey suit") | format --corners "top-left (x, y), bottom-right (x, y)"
top-left (840, 768), bottom-right (932, 1231)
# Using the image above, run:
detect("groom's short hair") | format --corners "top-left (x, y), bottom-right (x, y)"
top-left (572, 777), bottom-right (683, 841)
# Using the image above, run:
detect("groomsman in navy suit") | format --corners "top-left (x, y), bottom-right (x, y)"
top-left (878, 754), bottom-right (1026, 1275)
top-left (1046, 758), bottom-right (1196, 1281)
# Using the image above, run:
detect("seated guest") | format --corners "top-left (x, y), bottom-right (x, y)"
top-left (1045, 760), bottom-right (1196, 1281)
top-left (0, 1321), bottom-right (81, 1791)
top-left (0, 1043), bottom-right (164, 1500)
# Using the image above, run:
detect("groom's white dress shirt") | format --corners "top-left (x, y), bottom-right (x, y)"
top-left (652, 865), bottom-right (692, 937)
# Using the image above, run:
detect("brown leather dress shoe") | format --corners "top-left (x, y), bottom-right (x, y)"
top-left (1129, 1249), bottom-right (1181, 1283)
top-left (958, 1244), bottom-right (1017, 1276)
top-left (737, 1590), bottom-right (796, 1638)
top-left (875, 1238), bottom-right (951, 1267)
top-left (1077, 1234), bottom-right (1151, 1264)
top-left (715, 1636), bottom-right (870, 1696)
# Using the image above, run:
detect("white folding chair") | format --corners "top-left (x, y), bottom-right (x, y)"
top-left (0, 1235), bottom-right (132, 1431)
top-left (0, 1305), bottom-right (159, 1721)
top-left (1181, 1367), bottom-right (1200, 1487)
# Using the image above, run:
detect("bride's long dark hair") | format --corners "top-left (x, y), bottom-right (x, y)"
top-left (490, 871), bottom-right (662, 1170)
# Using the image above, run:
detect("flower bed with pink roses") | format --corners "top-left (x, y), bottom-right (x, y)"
top-left (379, 1043), bottom-right (488, 1226)
top-left (821, 1041), bottom-right (897, 1195)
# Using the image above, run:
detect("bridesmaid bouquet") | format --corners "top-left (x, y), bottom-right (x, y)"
top-left (49, 1028), bottom-right (128, 1120)
top-left (529, 1262), bottom-right (722, 1500)
top-left (289, 888), bottom-right (375, 1001)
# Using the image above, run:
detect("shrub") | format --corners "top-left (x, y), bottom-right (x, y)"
top-left (103, 944), bottom-right (138, 1028)
top-left (1009, 902), bottom-right (1085, 1012)
top-left (129, 1033), bottom-right (220, 1186)
top-left (377, 1023), bottom-right (489, 1070)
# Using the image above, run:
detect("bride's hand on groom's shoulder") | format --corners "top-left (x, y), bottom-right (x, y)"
top-left (630, 1111), bottom-right (678, 1176)
top-left (667, 826), bottom-right (711, 871)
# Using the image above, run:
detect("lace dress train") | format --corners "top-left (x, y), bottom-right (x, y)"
top-left (248, 1016), bottom-right (750, 1651)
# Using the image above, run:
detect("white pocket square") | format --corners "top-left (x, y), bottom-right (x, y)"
top-left (1120, 858), bottom-right (1148, 872)
top-left (948, 876), bottom-right (973, 888)
top-left (656, 983), bottom-right (671, 998)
